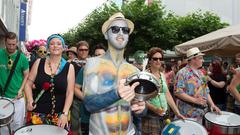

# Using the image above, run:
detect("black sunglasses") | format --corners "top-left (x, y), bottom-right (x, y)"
top-left (152, 57), bottom-right (163, 61)
top-left (108, 26), bottom-right (130, 34)
top-left (78, 49), bottom-right (89, 52)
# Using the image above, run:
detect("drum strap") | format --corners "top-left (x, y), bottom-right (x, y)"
top-left (1, 50), bottom-right (21, 96)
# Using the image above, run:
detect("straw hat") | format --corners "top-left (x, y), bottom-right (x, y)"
top-left (66, 46), bottom-right (77, 56)
top-left (186, 47), bottom-right (205, 60)
top-left (101, 12), bottom-right (134, 34)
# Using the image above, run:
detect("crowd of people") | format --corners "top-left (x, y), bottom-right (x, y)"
top-left (0, 12), bottom-right (240, 135)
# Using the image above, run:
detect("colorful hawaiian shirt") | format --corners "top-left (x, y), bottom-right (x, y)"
top-left (174, 65), bottom-right (209, 122)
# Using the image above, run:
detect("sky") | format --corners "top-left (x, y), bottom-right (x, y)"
top-left (28, 0), bottom-right (106, 40)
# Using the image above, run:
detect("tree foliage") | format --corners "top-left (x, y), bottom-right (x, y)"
top-left (62, 0), bottom-right (228, 56)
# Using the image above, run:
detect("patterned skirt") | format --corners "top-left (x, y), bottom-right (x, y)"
top-left (141, 111), bottom-right (169, 135)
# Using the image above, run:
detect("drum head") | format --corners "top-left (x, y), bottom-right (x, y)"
top-left (14, 125), bottom-right (68, 135)
top-left (205, 111), bottom-right (240, 126)
top-left (129, 79), bottom-right (157, 94)
top-left (0, 98), bottom-right (14, 119)
top-left (162, 119), bottom-right (208, 135)
top-left (126, 72), bottom-right (160, 101)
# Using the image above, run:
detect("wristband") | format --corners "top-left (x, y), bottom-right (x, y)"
top-left (61, 112), bottom-right (68, 116)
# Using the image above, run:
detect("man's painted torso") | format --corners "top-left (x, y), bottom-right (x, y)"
top-left (84, 53), bottom-right (138, 135)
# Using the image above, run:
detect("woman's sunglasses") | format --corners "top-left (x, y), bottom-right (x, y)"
top-left (151, 57), bottom-right (163, 61)
top-left (108, 26), bottom-right (130, 34)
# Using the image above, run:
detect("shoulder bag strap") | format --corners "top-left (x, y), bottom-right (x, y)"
top-left (1, 50), bottom-right (21, 96)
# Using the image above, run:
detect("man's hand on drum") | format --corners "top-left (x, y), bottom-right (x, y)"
top-left (210, 105), bottom-right (221, 114)
top-left (118, 79), bottom-right (139, 102)
top-left (131, 99), bottom-right (146, 114)
top-left (58, 114), bottom-right (68, 128)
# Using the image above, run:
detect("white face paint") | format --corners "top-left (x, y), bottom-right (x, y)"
top-left (104, 20), bottom-right (129, 50)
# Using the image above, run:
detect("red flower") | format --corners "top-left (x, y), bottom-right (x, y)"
top-left (42, 82), bottom-right (51, 91)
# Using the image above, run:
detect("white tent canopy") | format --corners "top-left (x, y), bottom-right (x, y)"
top-left (175, 24), bottom-right (240, 57)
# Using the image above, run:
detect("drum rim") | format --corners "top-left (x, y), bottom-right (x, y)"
top-left (0, 97), bottom-right (14, 104)
top-left (14, 124), bottom-right (69, 134)
top-left (0, 97), bottom-right (15, 118)
top-left (204, 111), bottom-right (240, 127)
top-left (126, 71), bottom-right (160, 87)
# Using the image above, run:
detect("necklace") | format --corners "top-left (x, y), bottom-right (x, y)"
top-left (48, 58), bottom-right (61, 114)
top-left (149, 68), bottom-right (166, 115)
top-left (149, 68), bottom-right (163, 93)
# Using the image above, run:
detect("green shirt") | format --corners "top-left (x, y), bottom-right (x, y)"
top-left (0, 49), bottom-right (29, 98)
top-left (76, 67), bottom-right (90, 123)
top-left (148, 73), bottom-right (168, 111)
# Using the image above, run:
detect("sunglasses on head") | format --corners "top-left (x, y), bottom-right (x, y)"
top-left (108, 26), bottom-right (130, 34)
top-left (7, 56), bottom-right (13, 70)
top-left (78, 49), bottom-right (89, 52)
top-left (152, 57), bottom-right (163, 61)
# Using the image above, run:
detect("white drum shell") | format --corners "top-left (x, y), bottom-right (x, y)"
top-left (14, 124), bottom-right (68, 135)
top-left (204, 111), bottom-right (240, 134)
top-left (162, 119), bottom-right (208, 135)
top-left (0, 98), bottom-right (14, 126)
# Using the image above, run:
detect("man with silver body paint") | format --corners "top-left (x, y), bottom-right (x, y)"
top-left (82, 12), bottom-right (146, 135)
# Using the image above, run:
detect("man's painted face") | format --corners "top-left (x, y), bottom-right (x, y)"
top-left (105, 20), bottom-right (129, 50)
top-left (37, 46), bottom-right (47, 58)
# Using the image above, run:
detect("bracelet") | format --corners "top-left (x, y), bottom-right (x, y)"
top-left (61, 112), bottom-right (68, 116)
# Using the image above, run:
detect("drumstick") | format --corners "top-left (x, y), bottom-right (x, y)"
top-left (2, 97), bottom-right (18, 109)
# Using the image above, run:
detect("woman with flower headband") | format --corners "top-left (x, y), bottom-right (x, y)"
top-left (141, 47), bottom-right (185, 134)
top-left (24, 34), bottom-right (75, 129)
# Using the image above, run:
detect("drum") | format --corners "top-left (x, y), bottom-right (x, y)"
top-left (162, 119), bottom-right (208, 135)
top-left (125, 71), bottom-right (160, 101)
top-left (0, 98), bottom-right (14, 126)
top-left (14, 125), bottom-right (69, 135)
top-left (203, 111), bottom-right (240, 135)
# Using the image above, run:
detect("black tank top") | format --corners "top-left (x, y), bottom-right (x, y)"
top-left (33, 58), bottom-right (70, 114)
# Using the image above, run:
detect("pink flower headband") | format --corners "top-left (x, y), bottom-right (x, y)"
top-left (25, 39), bottom-right (47, 52)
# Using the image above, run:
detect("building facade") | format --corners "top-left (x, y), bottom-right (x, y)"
top-left (0, 0), bottom-right (30, 47)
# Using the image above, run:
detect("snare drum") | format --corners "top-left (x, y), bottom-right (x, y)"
top-left (0, 98), bottom-right (14, 126)
top-left (204, 111), bottom-right (240, 135)
top-left (14, 125), bottom-right (69, 135)
top-left (162, 119), bottom-right (208, 135)
top-left (126, 71), bottom-right (160, 101)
